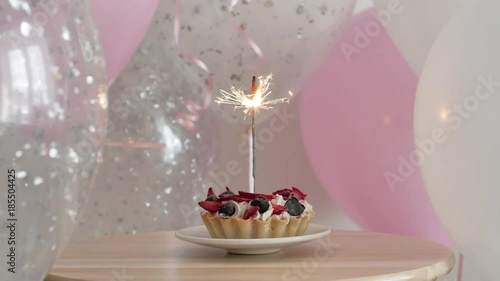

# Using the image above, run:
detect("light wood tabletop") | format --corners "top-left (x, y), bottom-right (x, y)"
top-left (47, 229), bottom-right (454, 281)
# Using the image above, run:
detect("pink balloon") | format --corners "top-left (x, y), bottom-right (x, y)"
top-left (300, 10), bottom-right (453, 248)
top-left (88, 0), bottom-right (159, 83)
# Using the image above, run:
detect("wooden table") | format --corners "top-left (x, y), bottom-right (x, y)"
top-left (47, 230), bottom-right (454, 281)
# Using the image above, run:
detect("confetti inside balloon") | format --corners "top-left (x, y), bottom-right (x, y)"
top-left (167, 0), bottom-right (356, 124)
top-left (73, 7), bottom-right (217, 240)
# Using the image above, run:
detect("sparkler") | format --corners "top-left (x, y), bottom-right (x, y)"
top-left (216, 74), bottom-right (290, 192)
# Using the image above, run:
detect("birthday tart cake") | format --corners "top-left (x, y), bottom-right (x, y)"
top-left (198, 187), bottom-right (314, 239)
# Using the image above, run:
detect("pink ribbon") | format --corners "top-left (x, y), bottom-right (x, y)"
top-left (173, 0), bottom-right (214, 131)
top-left (105, 141), bottom-right (166, 149)
top-left (175, 99), bottom-right (203, 131)
top-left (227, 11), bottom-right (266, 72)
top-left (173, 0), bottom-right (267, 130)
top-left (174, 1), bottom-right (213, 107)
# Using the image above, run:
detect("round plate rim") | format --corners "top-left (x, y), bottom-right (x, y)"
top-left (175, 223), bottom-right (331, 246)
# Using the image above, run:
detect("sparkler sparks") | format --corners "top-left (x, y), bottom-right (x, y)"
top-left (216, 74), bottom-right (291, 193)
top-left (215, 74), bottom-right (289, 117)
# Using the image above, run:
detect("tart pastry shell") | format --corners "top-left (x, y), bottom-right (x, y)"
top-left (200, 211), bottom-right (315, 239)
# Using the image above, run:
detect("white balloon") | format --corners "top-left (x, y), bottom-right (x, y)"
top-left (414, 1), bottom-right (500, 280)
top-left (373, 0), bottom-right (458, 75)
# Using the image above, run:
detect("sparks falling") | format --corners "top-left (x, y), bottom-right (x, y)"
top-left (215, 74), bottom-right (290, 117)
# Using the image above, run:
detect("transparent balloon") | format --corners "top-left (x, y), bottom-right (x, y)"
top-left (73, 7), bottom-right (217, 241)
top-left (162, 0), bottom-right (356, 124)
top-left (0, 1), bottom-right (107, 280)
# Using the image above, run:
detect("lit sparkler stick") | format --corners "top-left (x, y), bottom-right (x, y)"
top-left (251, 76), bottom-right (257, 193)
top-left (216, 74), bottom-right (290, 192)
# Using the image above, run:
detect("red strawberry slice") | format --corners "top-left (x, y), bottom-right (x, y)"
top-left (243, 206), bottom-right (259, 220)
top-left (272, 188), bottom-right (291, 195)
top-left (207, 187), bottom-right (216, 198)
top-left (291, 187), bottom-right (307, 200)
top-left (218, 192), bottom-right (233, 199)
top-left (226, 186), bottom-right (232, 192)
top-left (198, 201), bottom-right (222, 213)
top-left (238, 191), bottom-right (274, 201)
top-left (271, 204), bottom-right (287, 215)
top-left (217, 195), bottom-right (251, 203)
top-left (272, 188), bottom-right (292, 200)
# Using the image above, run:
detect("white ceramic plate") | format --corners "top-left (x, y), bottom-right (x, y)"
top-left (175, 224), bottom-right (331, 255)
